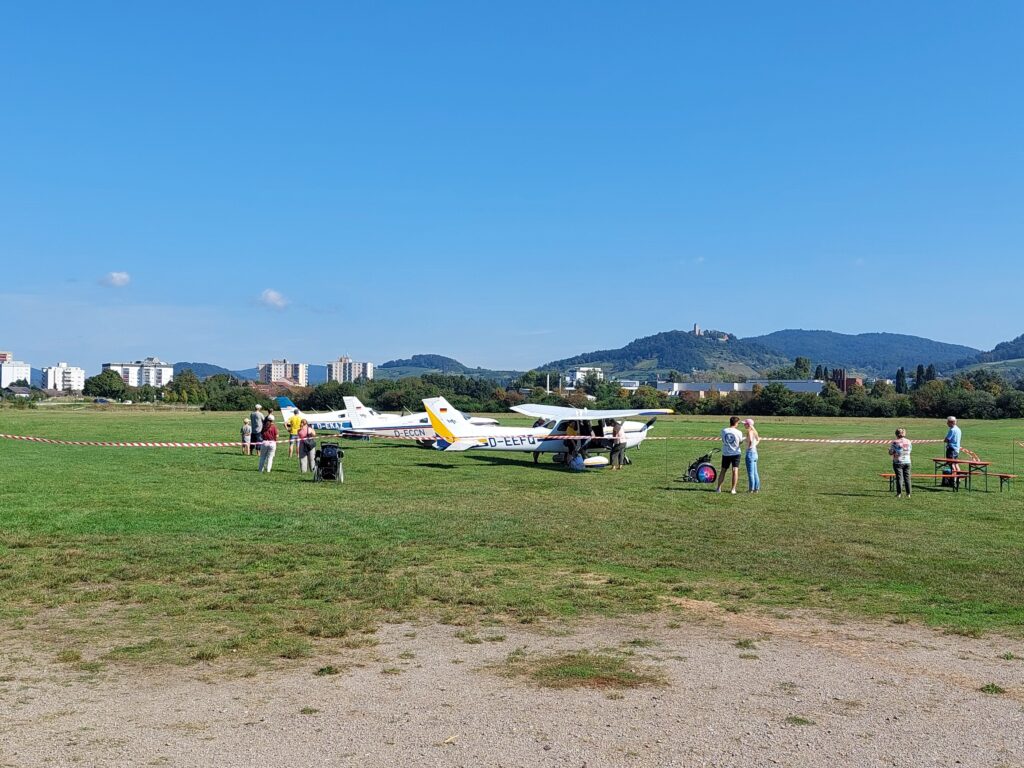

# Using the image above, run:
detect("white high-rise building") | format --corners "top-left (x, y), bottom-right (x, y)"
top-left (102, 357), bottom-right (174, 387)
top-left (0, 359), bottom-right (32, 388)
top-left (258, 359), bottom-right (309, 387)
top-left (326, 356), bottom-right (374, 383)
top-left (42, 362), bottom-right (86, 392)
top-left (566, 367), bottom-right (605, 386)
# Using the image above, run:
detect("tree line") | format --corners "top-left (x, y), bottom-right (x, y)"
top-left (63, 364), bottom-right (1024, 420)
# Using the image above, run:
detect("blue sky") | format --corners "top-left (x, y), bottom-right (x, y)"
top-left (2, 1), bottom-right (1021, 373)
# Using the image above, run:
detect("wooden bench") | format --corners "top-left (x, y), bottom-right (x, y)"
top-left (992, 473), bottom-right (1016, 492)
top-left (880, 472), bottom-right (968, 492)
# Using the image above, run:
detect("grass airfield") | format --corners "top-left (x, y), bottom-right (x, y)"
top-left (1, 407), bottom-right (1022, 666)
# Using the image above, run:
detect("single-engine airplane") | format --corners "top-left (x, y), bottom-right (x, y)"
top-left (423, 396), bottom-right (672, 463)
top-left (275, 396), bottom-right (497, 440)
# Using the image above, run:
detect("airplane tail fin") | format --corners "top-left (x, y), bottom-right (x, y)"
top-left (342, 396), bottom-right (371, 426)
top-left (422, 396), bottom-right (479, 451)
top-left (275, 396), bottom-right (302, 419)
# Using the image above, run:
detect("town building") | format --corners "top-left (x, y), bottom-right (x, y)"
top-left (42, 362), bottom-right (86, 392)
top-left (326, 356), bottom-right (374, 383)
top-left (0, 358), bottom-right (32, 389)
top-left (0, 351), bottom-right (12, 362)
top-left (102, 357), bottom-right (174, 387)
top-left (657, 379), bottom-right (826, 399)
top-left (566, 367), bottom-right (605, 386)
top-left (258, 359), bottom-right (309, 387)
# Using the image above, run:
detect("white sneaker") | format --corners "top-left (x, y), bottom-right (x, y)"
top-left (730, 489), bottom-right (737, 495)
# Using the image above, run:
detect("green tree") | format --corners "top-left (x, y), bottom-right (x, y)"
top-left (794, 357), bottom-right (811, 379)
top-left (83, 370), bottom-right (127, 399)
top-left (894, 367), bottom-right (908, 394)
top-left (870, 379), bottom-right (894, 398)
top-left (925, 363), bottom-right (937, 382)
top-left (300, 381), bottom-right (359, 411)
top-left (628, 386), bottom-right (664, 409)
top-left (168, 369), bottom-right (206, 403)
top-left (813, 364), bottom-right (824, 380)
top-left (914, 364), bottom-right (926, 389)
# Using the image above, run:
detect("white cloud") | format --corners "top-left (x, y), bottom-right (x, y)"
top-left (260, 288), bottom-right (289, 309)
top-left (100, 271), bottom-right (131, 287)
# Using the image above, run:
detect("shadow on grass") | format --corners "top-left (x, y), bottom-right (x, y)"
top-left (463, 454), bottom-right (572, 473)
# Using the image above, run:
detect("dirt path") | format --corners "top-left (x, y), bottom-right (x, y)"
top-left (2, 606), bottom-right (1022, 767)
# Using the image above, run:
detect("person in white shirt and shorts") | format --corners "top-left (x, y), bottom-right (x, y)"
top-left (715, 416), bottom-right (743, 494)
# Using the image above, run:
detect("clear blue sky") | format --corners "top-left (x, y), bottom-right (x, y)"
top-left (2, 1), bottom-right (1021, 373)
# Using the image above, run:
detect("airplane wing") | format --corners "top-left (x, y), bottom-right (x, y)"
top-left (510, 404), bottom-right (673, 420)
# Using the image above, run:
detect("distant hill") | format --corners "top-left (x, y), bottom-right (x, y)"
top-left (378, 354), bottom-right (520, 383)
top-left (976, 333), bottom-right (1024, 364)
top-left (174, 362), bottom-right (238, 379)
top-left (540, 330), bottom-right (789, 379)
top-left (746, 330), bottom-right (980, 377)
top-left (380, 354), bottom-right (470, 373)
top-left (173, 363), bottom-right (327, 385)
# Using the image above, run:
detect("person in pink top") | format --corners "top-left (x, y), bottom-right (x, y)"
top-left (297, 419), bottom-right (317, 474)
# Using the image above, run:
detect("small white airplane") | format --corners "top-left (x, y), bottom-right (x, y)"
top-left (274, 395), bottom-right (498, 440)
top-left (422, 396), bottom-right (672, 463)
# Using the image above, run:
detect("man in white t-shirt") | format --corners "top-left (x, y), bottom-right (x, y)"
top-left (715, 416), bottom-right (743, 494)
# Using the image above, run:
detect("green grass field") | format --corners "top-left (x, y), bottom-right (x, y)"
top-left (1, 407), bottom-right (1022, 665)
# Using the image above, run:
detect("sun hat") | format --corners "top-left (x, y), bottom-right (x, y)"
top-left (742, 418), bottom-right (754, 427)
top-left (255, 404), bottom-right (262, 410)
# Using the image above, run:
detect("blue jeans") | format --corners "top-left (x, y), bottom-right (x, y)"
top-left (745, 450), bottom-right (760, 491)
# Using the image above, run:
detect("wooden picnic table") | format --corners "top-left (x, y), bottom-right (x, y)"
top-left (931, 458), bottom-right (991, 492)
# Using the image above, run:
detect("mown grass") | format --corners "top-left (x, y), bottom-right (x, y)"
top-left (1, 407), bottom-right (1023, 664)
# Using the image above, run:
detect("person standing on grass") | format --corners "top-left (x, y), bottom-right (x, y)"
top-left (258, 413), bottom-right (278, 473)
top-left (889, 427), bottom-right (912, 498)
top-left (297, 418), bottom-right (317, 474)
top-left (250, 404), bottom-right (265, 457)
top-left (742, 418), bottom-right (761, 492)
top-left (609, 419), bottom-right (627, 470)
top-left (241, 418), bottom-right (252, 455)
top-left (715, 416), bottom-right (743, 494)
top-left (944, 415), bottom-right (962, 487)
top-left (286, 408), bottom-right (302, 459)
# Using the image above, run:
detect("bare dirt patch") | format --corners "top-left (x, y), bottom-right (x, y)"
top-left (2, 606), bottom-right (1023, 767)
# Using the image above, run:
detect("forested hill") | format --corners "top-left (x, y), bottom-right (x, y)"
top-left (379, 354), bottom-right (470, 372)
top-left (977, 333), bottom-right (1024, 363)
top-left (540, 330), bottom-right (789, 378)
top-left (173, 362), bottom-right (237, 379)
top-left (377, 354), bottom-right (519, 383)
top-left (746, 330), bottom-right (980, 376)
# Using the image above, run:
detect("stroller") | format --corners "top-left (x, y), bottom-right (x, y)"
top-left (682, 448), bottom-right (718, 484)
top-left (314, 443), bottom-right (344, 483)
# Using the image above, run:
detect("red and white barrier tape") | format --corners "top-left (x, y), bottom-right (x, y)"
top-left (0, 433), bottom-right (293, 449)
top-left (0, 432), bottom-right (949, 448)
